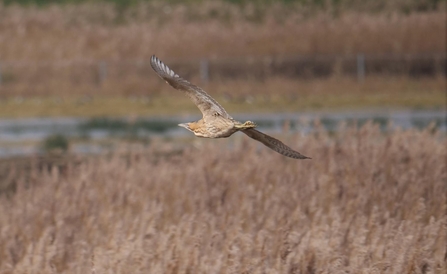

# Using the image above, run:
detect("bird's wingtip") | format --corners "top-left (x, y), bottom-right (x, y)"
top-left (150, 55), bottom-right (159, 65)
top-left (150, 55), bottom-right (178, 78)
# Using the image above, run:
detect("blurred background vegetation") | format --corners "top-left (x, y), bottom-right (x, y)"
top-left (0, 0), bottom-right (444, 111)
top-left (0, 0), bottom-right (445, 156)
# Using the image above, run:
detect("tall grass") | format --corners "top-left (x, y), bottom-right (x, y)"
top-left (0, 1), bottom-right (444, 111)
top-left (0, 123), bottom-right (445, 273)
top-left (0, 2), bottom-right (444, 61)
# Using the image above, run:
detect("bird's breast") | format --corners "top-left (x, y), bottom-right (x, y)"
top-left (205, 124), bottom-right (237, 138)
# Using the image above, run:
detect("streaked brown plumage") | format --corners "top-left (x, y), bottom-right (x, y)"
top-left (150, 55), bottom-right (310, 160)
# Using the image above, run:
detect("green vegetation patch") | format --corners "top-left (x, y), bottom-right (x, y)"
top-left (2, 0), bottom-right (444, 12)
top-left (0, 88), bottom-right (444, 118)
top-left (41, 134), bottom-right (69, 153)
top-left (79, 117), bottom-right (179, 133)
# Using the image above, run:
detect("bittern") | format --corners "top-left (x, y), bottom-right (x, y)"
top-left (150, 55), bottom-right (310, 160)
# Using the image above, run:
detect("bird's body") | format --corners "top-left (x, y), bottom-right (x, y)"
top-left (179, 118), bottom-right (257, 138)
top-left (150, 55), bottom-right (310, 160)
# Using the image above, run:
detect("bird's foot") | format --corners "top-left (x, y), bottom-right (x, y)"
top-left (236, 121), bottom-right (257, 129)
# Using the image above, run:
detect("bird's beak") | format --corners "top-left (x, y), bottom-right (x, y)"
top-left (178, 123), bottom-right (192, 131)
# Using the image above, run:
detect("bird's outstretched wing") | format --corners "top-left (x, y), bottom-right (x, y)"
top-left (150, 55), bottom-right (231, 119)
top-left (242, 129), bottom-right (311, 159)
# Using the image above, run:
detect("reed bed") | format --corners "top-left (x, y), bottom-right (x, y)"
top-left (0, 2), bottom-right (445, 62)
top-left (0, 123), bottom-right (445, 273)
top-left (0, 1), bottom-right (444, 113)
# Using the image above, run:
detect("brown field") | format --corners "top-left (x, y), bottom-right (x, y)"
top-left (0, 123), bottom-right (446, 273)
top-left (0, 75), bottom-right (445, 118)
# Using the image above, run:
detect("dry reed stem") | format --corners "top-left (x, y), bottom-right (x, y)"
top-left (0, 123), bottom-right (446, 273)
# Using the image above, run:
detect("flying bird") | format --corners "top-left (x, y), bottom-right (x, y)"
top-left (150, 55), bottom-right (310, 160)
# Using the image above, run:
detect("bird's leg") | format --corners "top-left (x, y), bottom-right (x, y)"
top-left (235, 121), bottom-right (257, 129)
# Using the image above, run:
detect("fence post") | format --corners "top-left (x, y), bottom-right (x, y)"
top-left (357, 54), bottom-right (365, 83)
top-left (0, 62), bottom-right (2, 86)
top-left (200, 59), bottom-right (209, 83)
top-left (98, 61), bottom-right (107, 86)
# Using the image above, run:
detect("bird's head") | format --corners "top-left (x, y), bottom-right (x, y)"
top-left (178, 122), bottom-right (206, 137)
